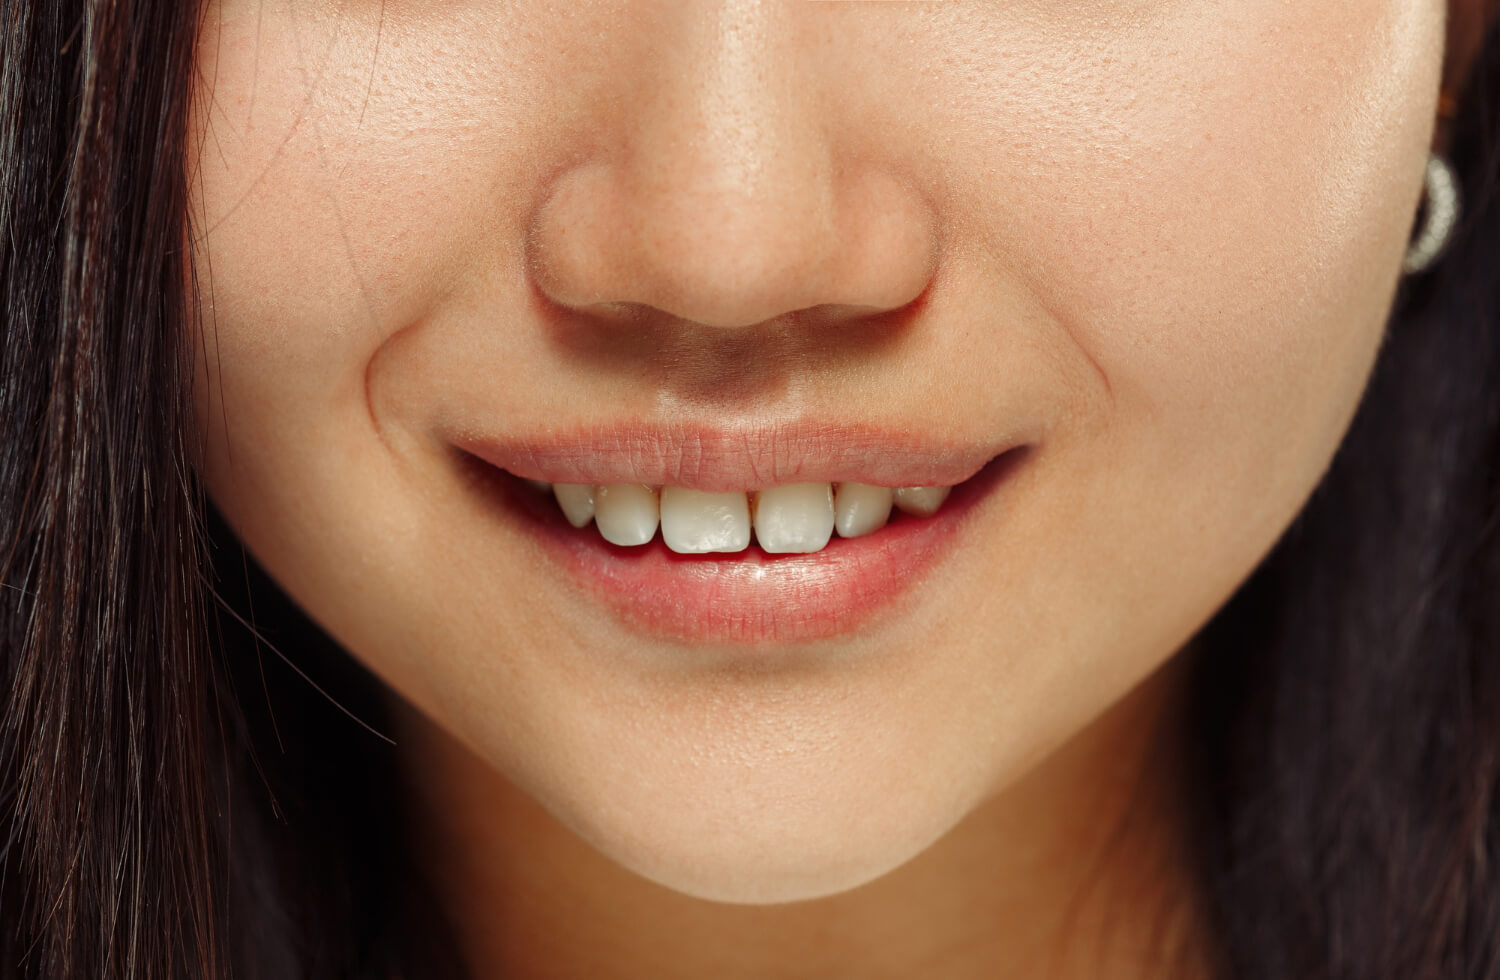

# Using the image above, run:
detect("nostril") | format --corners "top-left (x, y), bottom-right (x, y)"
top-left (525, 155), bottom-right (939, 333)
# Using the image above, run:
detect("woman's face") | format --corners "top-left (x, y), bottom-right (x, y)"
top-left (189, 1), bottom-right (1444, 903)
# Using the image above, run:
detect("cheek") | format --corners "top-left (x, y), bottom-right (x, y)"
top-left (1081, 2), bottom-right (1437, 415)
top-left (184, 0), bottom-right (535, 562)
top-left (186, 0), bottom-right (532, 385)
top-left (954, 0), bottom-right (1439, 613)
top-left (1054, 2), bottom-right (1439, 431)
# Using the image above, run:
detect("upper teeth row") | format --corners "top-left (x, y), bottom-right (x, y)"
top-left (526, 480), bottom-right (953, 554)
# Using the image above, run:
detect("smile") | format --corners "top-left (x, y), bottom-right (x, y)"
top-left (452, 422), bottom-right (1032, 646)
top-left (532, 479), bottom-right (954, 554)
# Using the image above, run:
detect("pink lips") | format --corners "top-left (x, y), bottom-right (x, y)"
top-left (457, 425), bottom-right (1029, 646)
top-left (452, 420), bottom-right (1007, 492)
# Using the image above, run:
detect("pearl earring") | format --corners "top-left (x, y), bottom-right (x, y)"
top-left (1402, 153), bottom-right (1461, 275)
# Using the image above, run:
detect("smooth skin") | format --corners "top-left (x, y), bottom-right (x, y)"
top-left (188, 3), bottom-right (1493, 977)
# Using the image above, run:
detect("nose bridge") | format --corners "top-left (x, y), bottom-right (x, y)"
top-left (529, 1), bottom-right (935, 330)
top-left (664, 3), bottom-right (825, 225)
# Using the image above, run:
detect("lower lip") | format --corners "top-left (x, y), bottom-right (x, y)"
top-left (465, 448), bottom-right (1028, 646)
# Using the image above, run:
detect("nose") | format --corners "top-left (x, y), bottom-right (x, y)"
top-left (526, 2), bottom-right (937, 330)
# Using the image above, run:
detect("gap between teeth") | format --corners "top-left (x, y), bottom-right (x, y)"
top-left (534, 480), bottom-right (953, 554)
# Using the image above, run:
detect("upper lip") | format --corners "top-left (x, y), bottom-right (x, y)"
top-left (452, 418), bottom-right (1025, 491)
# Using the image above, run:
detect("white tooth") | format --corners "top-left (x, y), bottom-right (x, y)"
top-left (552, 483), bottom-right (595, 528)
top-left (594, 484), bottom-right (659, 546)
top-left (753, 483), bottom-right (835, 554)
top-left (893, 485), bottom-right (951, 517)
top-left (660, 488), bottom-right (751, 554)
top-left (833, 483), bottom-right (893, 538)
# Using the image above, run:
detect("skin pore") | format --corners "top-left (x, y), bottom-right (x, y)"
top-left (187, 2), bottom-right (1489, 977)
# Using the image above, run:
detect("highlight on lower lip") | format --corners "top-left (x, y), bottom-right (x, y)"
top-left (468, 447), bottom-right (1028, 645)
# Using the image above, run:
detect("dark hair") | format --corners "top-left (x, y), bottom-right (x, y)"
top-left (1, 2), bottom-right (1497, 977)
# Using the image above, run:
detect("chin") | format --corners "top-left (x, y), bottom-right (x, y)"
top-left (549, 766), bottom-right (974, 905)
top-left (599, 828), bottom-right (942, 906)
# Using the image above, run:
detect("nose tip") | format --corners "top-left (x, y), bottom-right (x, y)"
top-left (523, 0), bottom-right (937, 332)
top-left (529, 160), bottom-right (937, 329)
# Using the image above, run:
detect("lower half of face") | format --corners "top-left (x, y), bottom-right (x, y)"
top-left (187, 0), bottom-right (1444, 902)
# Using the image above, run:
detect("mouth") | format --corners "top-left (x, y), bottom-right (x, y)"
top-left (451, 423), bottom-right (1031, 647)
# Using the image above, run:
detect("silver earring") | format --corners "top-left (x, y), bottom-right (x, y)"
top-left (1402, 153), bottom-right (1460, 275)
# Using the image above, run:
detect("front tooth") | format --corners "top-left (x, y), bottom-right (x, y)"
top-left (552, 483), bottom-right (595, 528)
top-left (893, 485), bottom-right (951, 517)
top-left (660, 488), bottom-right (751, 553)
top-left (834, 483), bottom-right (893, 538)
top-left (594, 484), bottom-right (659, 546)
top-left (753, 483), bottom-right (835, 554)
